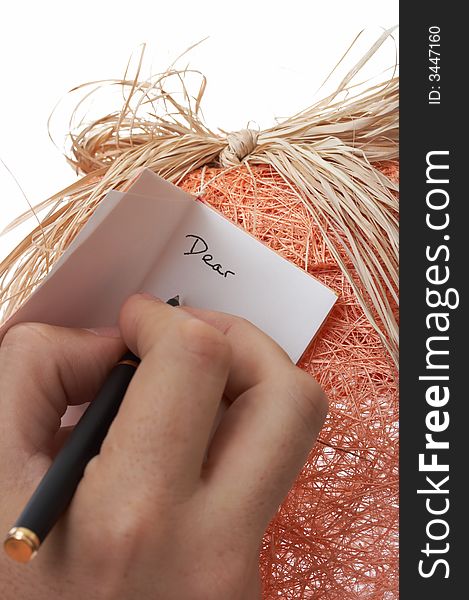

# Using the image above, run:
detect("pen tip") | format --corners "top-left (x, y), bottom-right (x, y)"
top-left (167, 295), bottom-right (180, 307)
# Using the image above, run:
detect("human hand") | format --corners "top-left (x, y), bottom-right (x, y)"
top-left (0, 293), bottom-right (327, 600)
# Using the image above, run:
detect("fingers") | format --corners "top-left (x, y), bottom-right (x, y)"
top-left (206, 371), bottom-right (327, 533)
top-left (89, 294), bottom-right (231, 501)
top-left (0, 322), bottom-right (126, 468)
top-left (62, 296), bottom-right (325, 545)
top-left (50, 426), bottom-right (75, 458)
top-left (180, 307), bottom-right (292, 400)
top-left (179, 307), bottom-right (328, 533)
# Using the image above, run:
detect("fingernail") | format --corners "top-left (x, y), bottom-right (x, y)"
top-left (82, 325), bottom-right (121, 338)
top-left (138, 291), bottom-right (163, 302)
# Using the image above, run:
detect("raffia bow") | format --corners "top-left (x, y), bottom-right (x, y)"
top-left (0, 29), bottom-right (398, 366)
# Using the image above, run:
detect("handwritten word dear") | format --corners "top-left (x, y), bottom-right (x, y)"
top-left (184, 234), bottom-right (235, 278)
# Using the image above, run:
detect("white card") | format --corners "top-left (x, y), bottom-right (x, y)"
top-left (0, 169), bottom-right (337, 363)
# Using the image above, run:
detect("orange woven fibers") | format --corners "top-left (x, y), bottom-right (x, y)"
top-left (181, 163), bottom-right (399, 599)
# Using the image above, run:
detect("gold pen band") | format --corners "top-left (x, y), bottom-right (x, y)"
top-left (4, 527), bottom-right (41, 563)
top-left (117, 359), bottom-right (139, 368)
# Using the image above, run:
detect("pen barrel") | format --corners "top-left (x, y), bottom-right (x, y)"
top-left (12, 351), bottom-right (139, 543)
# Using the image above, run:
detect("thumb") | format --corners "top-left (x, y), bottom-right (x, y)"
top-left (0, 322), bottom-right (126, 473)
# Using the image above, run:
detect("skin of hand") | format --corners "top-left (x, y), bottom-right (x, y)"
top-left (0, 292), bottom-right (327, 600)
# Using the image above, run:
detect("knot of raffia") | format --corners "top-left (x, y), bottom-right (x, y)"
top-left (218, 128), bottom-right (259, 167)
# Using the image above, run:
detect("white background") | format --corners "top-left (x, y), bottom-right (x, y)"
top-left (0, 0), bottom-right (398, 261)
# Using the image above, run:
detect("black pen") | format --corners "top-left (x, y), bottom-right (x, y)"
top-left (3, 295), bottom-right (180, 563)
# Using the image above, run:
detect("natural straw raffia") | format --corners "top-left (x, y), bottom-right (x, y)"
top-left (0, 29), bottom-right (399, 598)
top-left (0, 29), bottom-right (398, 366)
